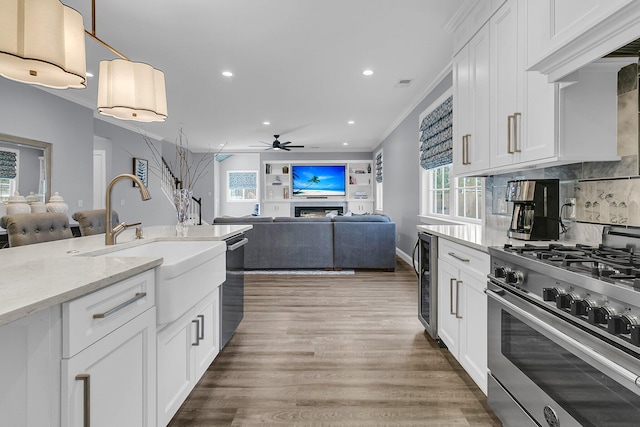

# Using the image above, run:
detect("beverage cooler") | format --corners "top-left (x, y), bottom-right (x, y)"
top-left (413, 232), bottom-right (437, 339)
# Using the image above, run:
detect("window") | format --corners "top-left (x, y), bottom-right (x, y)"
top-left (227, 170), bottom-right (257, 201)
top-left (375, 149), bottom-right (383, 211)
top-left (0, 148), bottom-right (18, 203)
top-left (456, 176), bottom-right (482, 220)
top-left (421, 164), bottom-right (482, 222)
top-left (428, 164), bottom-right (450, 216)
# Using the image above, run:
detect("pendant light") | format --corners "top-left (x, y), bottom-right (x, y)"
top-left (87, 0), bottom-right (167, 122)
top-left (0, 0), bottom-right (87, 89)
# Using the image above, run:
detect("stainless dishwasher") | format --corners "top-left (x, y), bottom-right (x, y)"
top-left (220, 233), bottom-right (248, 349)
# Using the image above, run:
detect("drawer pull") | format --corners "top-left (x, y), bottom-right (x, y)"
top-left (75, 374), bottom-right (90, 427)
top-left (448, 252), bottom-right (470, 263)
top-left (92, 292), bottom-right (147, 319)
top-left (192, 319), bottom-right (201, 346)
top-left (197, 314), bottom-right (205, 340)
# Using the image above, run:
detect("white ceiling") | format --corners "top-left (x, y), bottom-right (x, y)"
top-left (52, 0), bottom-right (463, 153)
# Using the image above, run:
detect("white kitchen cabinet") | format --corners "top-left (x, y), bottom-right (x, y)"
top-left (157, 290), bottom-right (220, 426)
top-left (61, 270), bottom-right (157, 427)
top-left (0, 307), bottom-right (61, 427)
top-left (452, 24), bottom-right (491, 175)
top-left (348, 201), bottom-right (373, 214)
top-left (437, 238), bottom-right (489, 394)
top-left (452, 0), bottom-right (619, 177)
top-left (62, 308), bottom-right (157, 427)
top-left (262, 202), bottom-right (290, 217)
top-left (527, 0), bottom-right (638, 82)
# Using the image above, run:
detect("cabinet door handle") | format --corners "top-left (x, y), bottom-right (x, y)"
top-left (455, 280), bottom-right (463, 319)
top-left (461, 135), bottom-right (466, 165)
top-left (197, 314), bottom-right (205, 340)
top-left (507, 115), bottom-right (514, 154)
top-left (448, 252), bottom-right (470, 263)
top-left (75, 374), bottom-right (90, 427)
top-left (513, 112), bottom-right (521, 152)
top-left (92, 292), bottom-right (147, 319)
top-left (465, 134), bottom-right (471, 165)
top-left (192, 319), bottom-right (201, 346)
top-left (450, 278), bottom-right (456, 315)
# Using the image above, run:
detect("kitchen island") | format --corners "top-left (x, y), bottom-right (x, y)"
top-left (0, 224), bottom-right (250, 427)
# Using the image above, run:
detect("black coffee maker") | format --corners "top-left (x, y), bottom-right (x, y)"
top-left (506, 179), bottom-right (559, 240)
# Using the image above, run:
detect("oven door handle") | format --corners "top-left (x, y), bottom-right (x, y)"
top-left (486, 288), bottom-right (640, 392)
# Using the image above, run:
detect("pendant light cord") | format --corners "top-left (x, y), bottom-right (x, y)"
top-left (84, 0), bottom-right (129, 61)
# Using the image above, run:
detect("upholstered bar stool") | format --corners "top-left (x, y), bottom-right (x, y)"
top-left (0, 212), bottom-right (73, 247)
top-left (72, 209), bottom-right (120, 236)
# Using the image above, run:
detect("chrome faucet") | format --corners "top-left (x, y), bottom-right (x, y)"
top-left (105, 173), bottom-right (151, 245)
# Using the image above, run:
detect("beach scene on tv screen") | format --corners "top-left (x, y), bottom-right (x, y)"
top-left (292, 165), bottom-right (346, 196)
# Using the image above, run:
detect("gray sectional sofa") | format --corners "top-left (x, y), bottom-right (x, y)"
top-left (213, 214), bottom-right (396, 270)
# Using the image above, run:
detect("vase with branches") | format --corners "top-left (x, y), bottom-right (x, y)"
top-left (138, 128), bottom-right (214, 233)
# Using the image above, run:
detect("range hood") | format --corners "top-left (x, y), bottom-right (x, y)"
top-left (616, 41), bottom-right (640, 172)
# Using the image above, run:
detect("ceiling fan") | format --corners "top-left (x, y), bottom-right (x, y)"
top-left (253, 135), bottom-right (304, 151)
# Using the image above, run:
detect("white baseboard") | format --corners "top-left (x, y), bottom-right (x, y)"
top-left (396, 247), bottom-right (413, 267)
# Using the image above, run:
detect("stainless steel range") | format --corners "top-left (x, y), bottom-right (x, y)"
top-left (487, 226), bottom-right (640, 427)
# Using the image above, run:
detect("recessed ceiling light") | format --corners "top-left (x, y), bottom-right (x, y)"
top-left (362, 69), bottom-right (374, 76)
top-left (85, 72), bottom-right (94, 77)
top-left (342, 142), bottom-right (349, 146)
top-left (348, 120), bottom-right (355, 125)
top-left (263, 121), bottom-right (270, 125)
top-left (222, 71), bottom-right (233, 77)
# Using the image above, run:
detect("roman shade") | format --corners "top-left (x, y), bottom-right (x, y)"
top-left (228, 171), bottom-right (256, 189)
top-left (420, 95), bottom-right (453, 170)
top-left (375, 151), bottom-right (383, 183)
top-left (0, 150), bottom-right (17, 179)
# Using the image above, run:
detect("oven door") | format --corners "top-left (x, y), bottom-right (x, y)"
top-left (487, 282), bottom-right (640, 427)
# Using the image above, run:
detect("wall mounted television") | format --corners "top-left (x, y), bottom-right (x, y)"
top-left (291, 164), bottom-right (346, 197)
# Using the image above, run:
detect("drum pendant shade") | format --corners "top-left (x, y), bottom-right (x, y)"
top-left (0, 0), bottom-right (86, 89)
top-left (97, 59), bottom-right (168, 122)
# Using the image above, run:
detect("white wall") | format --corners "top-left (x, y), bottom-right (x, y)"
top-left (373, 72), bottom-right (453, 257)
top-left (0, 78), bottom-right (94, 213)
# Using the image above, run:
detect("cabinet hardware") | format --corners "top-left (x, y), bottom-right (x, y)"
top-left (455, 280), bottom-right (463, 319)
top-left (197, 314), bottom-right (205, 340)
top-left (448, 252), bottom-right (470, 262)
top-left (92, 292), bottom-right (146, 319)
top-left (75, 374), bottom-right (90, 427)
top-left (462, 135), bottom-right (471, 165)
top-left (192, 319), bottom-right (201, 346)
top-left (513, 112), bottom-right (521, 152)
top-left (450, 278), bottom-right (456, 315)
top-left (507, 115), bottom-right (514, 154)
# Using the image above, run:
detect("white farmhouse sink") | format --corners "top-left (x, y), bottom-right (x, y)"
top-left (95, 241), bottom-right (226, 325)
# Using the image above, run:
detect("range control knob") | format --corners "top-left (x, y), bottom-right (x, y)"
top-left (588, 306), bottom-right (616, 325)
top-left (494, 266), bottom-right (511, 279)
top-left (608, 314), bottom-right (639, 335)
top-left (543, 287), bottom-right (564, 302)
top-left (570, 299), bottom-right (595, 317)
top-left (557, 292), bottom-right (579, 310)
top-left (506, 270), bottom-right (524, 286)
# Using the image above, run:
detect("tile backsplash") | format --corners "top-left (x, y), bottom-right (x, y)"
top-left (485, 155), bottom-right (640, 244)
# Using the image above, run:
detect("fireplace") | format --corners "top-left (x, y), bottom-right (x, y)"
top-left (295, 206), bottom-right (344, 217)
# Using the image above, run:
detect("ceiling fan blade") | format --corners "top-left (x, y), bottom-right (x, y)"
top-left (280, 141), bottom-right (292, 145)
top-left (281, 146), bottom-right (291, 151)
top-left (285, 145), bottom-right (304, 148)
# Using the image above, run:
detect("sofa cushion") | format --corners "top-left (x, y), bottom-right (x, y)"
top-left (332, 214), bottom-right (391, 222)
top-left (273, 216), bottom-right (331, 222)
top-left (213, 216), bottom-right (273, 224)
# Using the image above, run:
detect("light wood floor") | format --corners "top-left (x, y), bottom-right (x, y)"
top-left (168, 258), bottom-right (502, 426)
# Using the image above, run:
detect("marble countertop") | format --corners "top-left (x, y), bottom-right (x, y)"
top-left (0, 224), bottom-right (252, 327)
top-left (416, 224), bottom-right (583, 253)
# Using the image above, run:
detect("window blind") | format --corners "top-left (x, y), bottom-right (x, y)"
top-left (0, 150), bottom-right (17, 179)
top-left (375, 152), bottom-right (382, 183)
top-left (420, 95), bottom-right (452, 170)
top-left (228, 171), bottom-right (256, 189)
